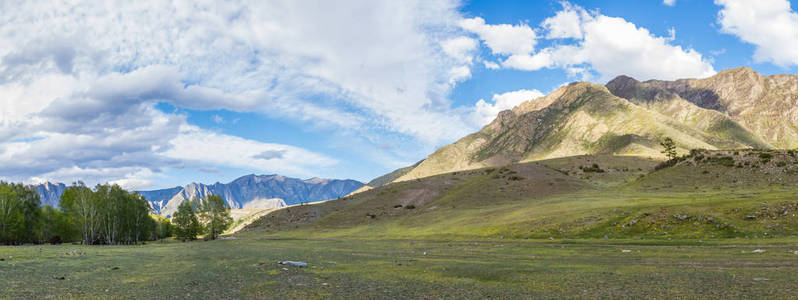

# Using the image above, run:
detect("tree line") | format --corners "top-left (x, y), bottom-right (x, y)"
top-left (0, 181), bottom-right (231, 245)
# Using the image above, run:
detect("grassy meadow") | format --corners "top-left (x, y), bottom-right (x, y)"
top-left (3, 237), bottom-right (798, 298)
top-left (5, 151), bottom-right (798, 298)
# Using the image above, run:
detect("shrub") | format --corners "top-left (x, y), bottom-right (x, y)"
top-left (580, 163), bottom-right (605, 173)
top-left (404, 205), bottom-right (416, 210)
top-left (708, 156), bottom-right (735, 167)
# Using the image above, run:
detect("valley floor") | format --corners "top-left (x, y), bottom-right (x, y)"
top-left (3, 237), bottom-right (798, 298)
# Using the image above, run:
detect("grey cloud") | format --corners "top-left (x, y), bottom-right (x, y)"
top-left (2, 38), bottom-right (79, 74)
top-left (198, 167), bottom-right (221, 174)
top-left (253, 150), bottom-right (286, 160)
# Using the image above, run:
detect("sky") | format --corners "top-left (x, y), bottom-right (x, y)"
top-left (1, 0), bottom-right (798, 190)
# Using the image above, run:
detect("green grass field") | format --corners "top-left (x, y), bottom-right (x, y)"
top-left (3, 238), bottom-right (798, 298)
top-left (5, 151), bottom-right (798, 298)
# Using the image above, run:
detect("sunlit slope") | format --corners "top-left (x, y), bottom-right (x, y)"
top-left (606, 74), bottom-right (771, 149)
top-left (395, 82), bottom-right (755, 182)
top-left (645, 67), bottom-right (798, 149)
top-left (243, 152), bottom-right (798, 240)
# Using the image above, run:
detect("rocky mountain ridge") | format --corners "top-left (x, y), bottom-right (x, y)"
top-left (391, 67), bottom-right (798, 183)
top-left (28, 174), bottom-right (363, 216)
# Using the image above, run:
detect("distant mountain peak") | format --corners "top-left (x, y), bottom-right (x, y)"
top-left (28, 174), bottom-right (363, 216)
top-left (304, 177), bottom-right (329, 184)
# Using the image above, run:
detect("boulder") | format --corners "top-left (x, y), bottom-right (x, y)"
top-left (279, 261), bottom-right (308, 268)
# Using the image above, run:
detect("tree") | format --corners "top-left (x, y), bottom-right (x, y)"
top-left (60, 183), bottom-right (100, 245)
top-left (173, 200), bottom-right (201, 241)
top-left (4, 184), bottom-right (41, 243)
top-left (152, 215), bottom-right (173, 241)
top-left (660, 137), bottom-right (678, 160)
top-left (39, 205), bottom-right (75, 244)
top-left (0, 182), bottom-right (23, 244)
top-left (200, 195), bottom-right (232, 240)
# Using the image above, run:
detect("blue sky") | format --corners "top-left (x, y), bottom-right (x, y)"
top-left (1, 0), bottom-right (798, 190)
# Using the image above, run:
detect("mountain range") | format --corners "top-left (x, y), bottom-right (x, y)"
top-left (364, 67), bottom-right (797, 186)
top-left (29, 174), bottom-right (363, 217)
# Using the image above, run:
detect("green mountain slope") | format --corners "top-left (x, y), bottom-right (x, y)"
top-left (605, 75), bottom-right (772, 149)
top-left (242, 151), bottom-right (798, 240)
top-left (395, 81), bottom-right (755, 182)
top-left (383, 67), bottom-right (796, 183)
top-left (644, 67), bottom-right (798, 148)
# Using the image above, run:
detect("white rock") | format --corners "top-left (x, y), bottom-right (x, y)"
top-left (621, 249), bottom-right (632, 253)
top-left (279, 261), bottom-right (308, 268)
top-left (793, 251), bottom-right (798, 255)
top-left (752, 249), bottom-right (765, 253)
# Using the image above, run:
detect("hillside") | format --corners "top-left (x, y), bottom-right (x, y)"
top-left (389, 68), bottom-right (796, 183)
top-left (644, 67), bottom-right (798, 149)
top-left (243, 151), bottom-right (798, 240)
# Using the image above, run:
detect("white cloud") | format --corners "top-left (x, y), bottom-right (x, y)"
top-left (448, 66), bottom-right (472, 84)
top-left (440, 37), bottom-right (478, 64)
top-left (460, 17), bottom-right (537, 55)
top-left (716, 0), bottom-right (798, 66)
top-left (470, 89), bottom-right (544, 126)
top-left (663, 0), bottom-right (676, 6)
top-left (483, 61), bottom-right (501, 69)
top-left (466, 2), bottom-right (716, 81)
top-left (212, 115), bottom-right (224, 124)
top-left (564, 13), bottom-right (715, 80)
top-left (541, 2), bottom-right (586, 39)
top-left (0, 0), bottom-right (478, 187)
top-left (163, 125), bottom-right (337, 176)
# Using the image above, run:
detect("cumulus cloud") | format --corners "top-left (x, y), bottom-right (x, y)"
top-left (716, 0), bottom-right (798, 66)
top-left (470, 89), bottom-right (544, 127)
top-left (0, 0), bottom-right (478, 187)
top-left (463, 2), bottom-right (716, 81)
top-left (440, 37), bottom-right (478, 64)
top-left (460, 17), bottom-right (537, 56)
top-left (663, 0), bottom-right (676, 6)
top-left (541, 2), bottom-right (586, 39)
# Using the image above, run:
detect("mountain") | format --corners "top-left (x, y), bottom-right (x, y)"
top-left (389, 67), bottom-right (797, 182)
top-left (27, 174), bottom-right (363, 217)
top-left (138, 186), bottom-right (183, 214)
top-left (638, 67), bottom-right (798, 149)
top-left (26, 182), bottom-right (67, 208)
top-left (145, 174), bottom-right (363, 217)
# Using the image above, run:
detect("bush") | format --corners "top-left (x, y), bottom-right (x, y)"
top-left (404, 205), bottom-right (416, 210)
top-left (708, 156), bottom-right (735, 167)
top-left (580, 163), bottom-right (605, 173)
